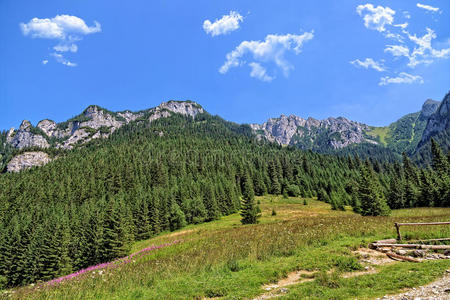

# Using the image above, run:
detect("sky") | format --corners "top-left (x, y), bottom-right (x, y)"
top-left (1, 0), bottom-right (449, 130)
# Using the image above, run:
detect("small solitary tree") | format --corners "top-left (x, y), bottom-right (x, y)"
top-left (240, 173), bottom-right (260, 224)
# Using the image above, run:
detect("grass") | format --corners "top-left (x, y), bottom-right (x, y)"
top-left (367, 127), bottom-right (390, 146)
top-left (7, 196), bottom-right (450, 300)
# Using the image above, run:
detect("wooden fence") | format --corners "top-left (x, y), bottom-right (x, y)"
top-left (394, 222), bottom-right (450, 241)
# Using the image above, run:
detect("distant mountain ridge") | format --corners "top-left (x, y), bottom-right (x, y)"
top-left (251, 96), bottom-right (445, 159)
top-left (1, 91), bottom-right (449, 172)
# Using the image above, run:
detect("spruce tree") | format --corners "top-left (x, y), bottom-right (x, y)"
top-left (357, 165), bottom-right (390, 216)
top-left (240, 173), bottom-right (259, 224)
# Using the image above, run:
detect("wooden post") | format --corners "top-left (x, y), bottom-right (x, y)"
top-left (395, 222), bottom-right (401, 241)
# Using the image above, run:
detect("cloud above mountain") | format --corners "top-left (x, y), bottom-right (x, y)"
top-left (220, 31), bottom-right (314, 81)
top-left (350, 58), bottom-right (386, 72)
top-left (20, 15), bottom-right (101, 66)
top-left (379, 72), bottom-right (423, 86)
top-left (203, 11), bottom-right (243, 36)
top-left (352, 3), bottom-right (449, 86)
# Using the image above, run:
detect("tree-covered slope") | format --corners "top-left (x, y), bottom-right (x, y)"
top-left (0, 112), bottom-right (367, 287)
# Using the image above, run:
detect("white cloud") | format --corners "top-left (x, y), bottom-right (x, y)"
top-left (203, 11), bottom-right (243, 36)
top-left (384, 45), bottom-right (410, 57)
top-left (249, 62), bottom-right (274, 82)
top-left (20, 15), bottom-right (100, 39)
top-left (51, 53), bottom-right (77, 67)
top-left (384, 31), bottom-right (405, 43)
top-left (379, 72), bottom-right (424, 85)
top-left (394, 23), bottom-right (408, 29)
top-left (416, 3), bottom-right (440, 13)
top-left (406, 28), bottom-right (450, 67)
top-left (220, 31), bottom-right (314, 81)
top-left (42, 60), bottom-right (48, 65)
top-left (403, 11), bottom-right (411, 19)
top-left (20, 15), bottom-right (100, 66)
top-left (350, 58), bottom-right (385, 71)
top-left (53, 44), bottom-right (78, 52)
top-left (356, 4), bottom-right (395, 32)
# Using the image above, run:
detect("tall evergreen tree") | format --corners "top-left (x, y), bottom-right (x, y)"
top-left (357, 165), bottom-right (390, 216)
top-left (240, 173), bottom-right (259, 224)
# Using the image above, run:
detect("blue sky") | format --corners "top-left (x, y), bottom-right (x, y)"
top-left (1, 0), bottom-right (449, 130)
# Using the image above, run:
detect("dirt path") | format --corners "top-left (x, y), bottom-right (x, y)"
top-left (378, 270), bottom-right (450, 300)
top-left (252, 248), bottom-right (397, 300)
top-left (254, 270), bottom-right (316, 300)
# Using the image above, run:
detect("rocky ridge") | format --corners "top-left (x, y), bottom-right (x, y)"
top-left (5, 100), bottom-right (204, 172)
top-left (419, 92), bottom-right (450, 148)
top-left (250, 115), bottom-right (377, 150)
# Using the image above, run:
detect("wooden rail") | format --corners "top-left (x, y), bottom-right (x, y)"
top-left (395, 222), bottom-right (450, 241)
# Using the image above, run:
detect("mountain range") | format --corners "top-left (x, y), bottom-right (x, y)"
top-left (1, 91), bottom-right (449, 172)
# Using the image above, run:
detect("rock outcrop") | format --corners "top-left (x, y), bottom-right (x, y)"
top-left (251, 115), bottom-right (375, 150)
top-left (6, 151), bottom-right (52, 172)
top-left (148, 101), bottom-right (204, 122)
top-left (419, 99), bottom-right (440, 120)
top-left (7, 120), bottom-right (50, 149)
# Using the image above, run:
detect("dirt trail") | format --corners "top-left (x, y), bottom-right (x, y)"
top-left (253, 248), bottom-right (398, 300)
top-left (254, 270), bottom-right (315, 300)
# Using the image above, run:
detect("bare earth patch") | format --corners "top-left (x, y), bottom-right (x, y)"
top-left (253, 248), bottom-right (399, 299)
top-left (254, 270), bottom-right (316, 300)
top-left (354, 248), bottom-right (397, 266)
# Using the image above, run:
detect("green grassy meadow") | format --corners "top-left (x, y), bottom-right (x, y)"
top-left (7, 196), bottom-right (450, 300)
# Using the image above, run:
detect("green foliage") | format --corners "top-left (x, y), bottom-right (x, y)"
top-left (286, 184), bottom-right (301, 197)
top-left (240, 173), bottom-right (260, 224)
top-left (333, 256), bottom-right (363, 272)
top-left (357, 165), bottom-right (390, 216)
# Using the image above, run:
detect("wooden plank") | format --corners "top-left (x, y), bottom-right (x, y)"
top-left (409, 238), bottom-right (450, 243)
top-left (371, 243), bottom-right (450, 250)
top-left (395, 222), bottom-right (450, 226)
top-left (386, 252), bottom-right (420, 263)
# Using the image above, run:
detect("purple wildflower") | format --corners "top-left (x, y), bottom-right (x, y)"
top-left (46, 240), bottom-right (181, 286)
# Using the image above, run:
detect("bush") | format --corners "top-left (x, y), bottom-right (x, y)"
top-left (287, 185), bottom-right (301, 197)
top-left (334, 256), bottom-right (363, 272)
top-left (315, 271), bottom-right (341, 288)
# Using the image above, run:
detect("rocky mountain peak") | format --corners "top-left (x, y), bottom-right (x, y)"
top-left (159, 100), bottom-right (204, 117)
top-left (419, 91), bottom-right (450, 148)
top-left (37, 119), bottom-right (57, 137)
top-left (148, 100), bottom-right (205, 122)
top-left (7, 120), bottom-right (50, 150)
top-left (420, 99), bottom-right (440, 120)
top-left (19, 120), bottom-right (32, 131)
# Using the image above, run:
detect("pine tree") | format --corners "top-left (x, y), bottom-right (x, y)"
top-left (431, 139), bottom-right (449, 175)
top-left (358, 165), bottom-right (390, 216)
top-left (168, 202), bottom-right (187, 231)
top-left (240, 173), bottom-right (260, 224)
top-left (387, 177), bottom-right (405, 209)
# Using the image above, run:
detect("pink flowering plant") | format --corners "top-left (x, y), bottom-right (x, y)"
top-left (46, 240), bottom-right (181, 286)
